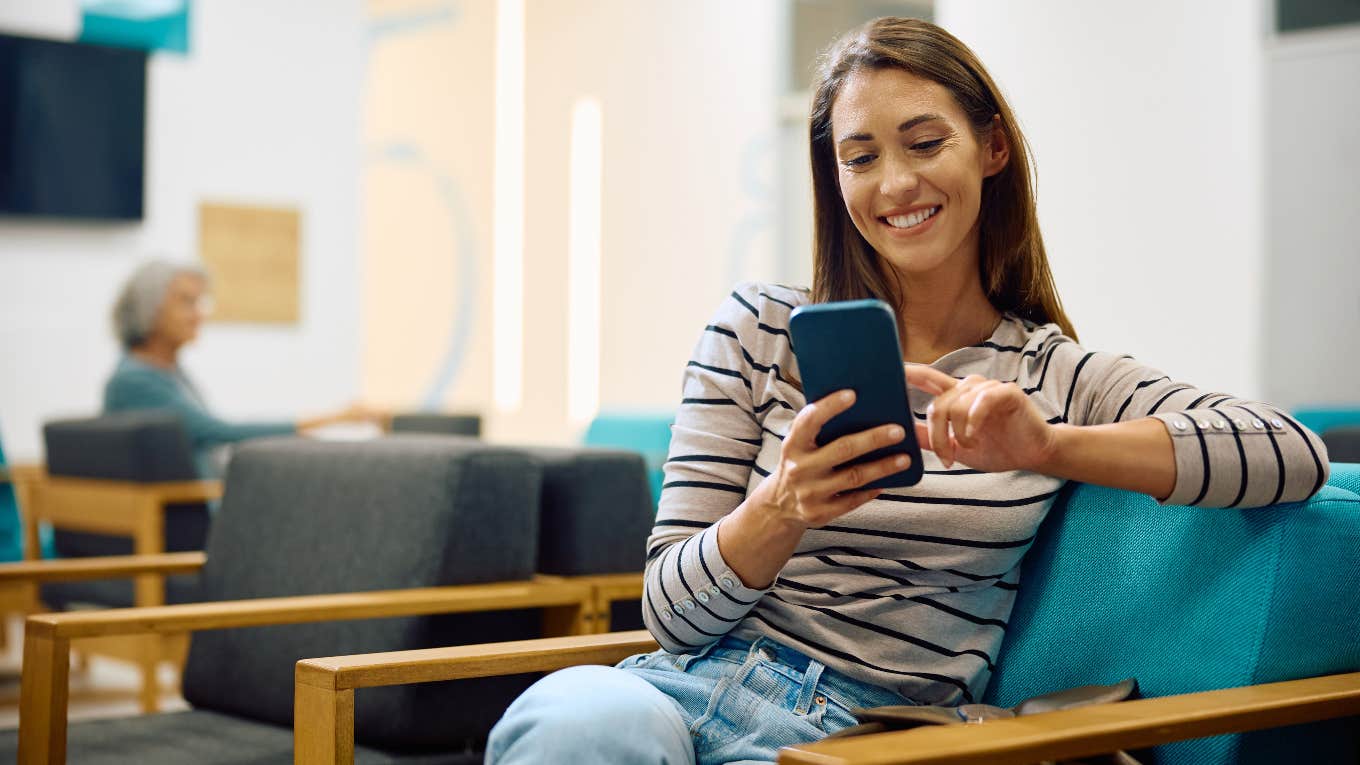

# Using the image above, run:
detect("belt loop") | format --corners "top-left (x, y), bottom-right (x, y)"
top-left (793, 658), bottom-right (826, 715)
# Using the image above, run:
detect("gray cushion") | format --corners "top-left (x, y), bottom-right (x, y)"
top-left (42, 412), bottom-right (210, 587)
top-left (390, 414), bottom-right (481, 438)
top-left (40, 570), bottom-right (202, 610)
top-left (1322, 426), bottom-right (1360, 463)
top-left (0, 710), bottom-right (482, 765)
top-left (181, 435), bottom-right (544, 751)
top-left (523, 446), bottom-right (653, 576)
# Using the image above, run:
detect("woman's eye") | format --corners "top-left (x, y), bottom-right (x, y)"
top-left (911, 138), bottom-right (945, 152)
top-left (841, 154), bottom-right (875, 168)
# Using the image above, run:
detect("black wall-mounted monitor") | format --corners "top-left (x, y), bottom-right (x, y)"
top-left (0, 33), bottom-right (147, 220)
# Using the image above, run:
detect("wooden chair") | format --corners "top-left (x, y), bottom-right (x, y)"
top-left (5, 413), bottom-right (222, 710)
top-left (292, 465), bottom-right (1360, 764)
top-left (2, 435), bottom-right (587, 764)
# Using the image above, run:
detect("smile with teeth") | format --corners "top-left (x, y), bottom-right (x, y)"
top-left (884, 206), bottom-right (940, 229)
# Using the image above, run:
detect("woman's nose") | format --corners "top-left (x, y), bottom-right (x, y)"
top-left (879, 155), bottom-right (919, 198)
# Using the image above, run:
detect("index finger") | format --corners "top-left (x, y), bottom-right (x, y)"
top-left (903, 364), bottom-right (958, 396)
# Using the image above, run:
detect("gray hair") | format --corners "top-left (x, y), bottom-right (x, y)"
top-left (111, 260), bottom-right (209, 350)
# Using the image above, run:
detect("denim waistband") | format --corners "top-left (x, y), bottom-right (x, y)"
top-left (708, 635), bottom-right (909, 710)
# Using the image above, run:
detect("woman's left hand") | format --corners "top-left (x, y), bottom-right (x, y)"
top-left (904, 365), bottom-right (1058, 472)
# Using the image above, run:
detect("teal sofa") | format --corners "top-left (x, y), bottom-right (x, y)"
top-left (983, 462), bottom-right (1360, 763)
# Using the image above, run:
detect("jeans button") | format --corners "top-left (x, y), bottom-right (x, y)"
top-left (814, 695), bottom-right (826, 705)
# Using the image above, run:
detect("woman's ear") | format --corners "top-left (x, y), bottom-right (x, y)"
top-left (983, 114), bottom-right (1010, 178)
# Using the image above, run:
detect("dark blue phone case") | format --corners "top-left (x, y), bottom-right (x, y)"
top-left (788, 299), bottom-right (924, 489)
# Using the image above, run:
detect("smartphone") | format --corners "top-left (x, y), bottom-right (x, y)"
top-left (788, 299), bottom-right (924, 489)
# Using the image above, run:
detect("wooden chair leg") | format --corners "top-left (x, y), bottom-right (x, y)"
top-left (294, 680), bottom-right (354, 765)
top-left (138, 657), bottom-right (159, 713)
top-left (542, 602), bottom-right (590, 636)
top-left (18, 623), bottom-right (71, 765)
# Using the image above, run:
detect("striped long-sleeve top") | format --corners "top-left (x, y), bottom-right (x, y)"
top-left (644, 281), bottom-right (1329, 706)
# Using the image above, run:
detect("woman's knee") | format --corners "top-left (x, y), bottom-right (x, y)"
top-left (487, 664), bottom-right (693, 764)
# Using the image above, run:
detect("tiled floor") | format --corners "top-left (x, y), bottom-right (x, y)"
top-left (0, 615), bottom-right (188, 730)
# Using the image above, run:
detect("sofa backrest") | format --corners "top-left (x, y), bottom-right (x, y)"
top-left (390, 413), bottom-right (482, 438)
top-left (523, 445), bottom-right (653, 576)
top-left (181, 435), bottom-right (543, 752)
top-left (986, 464), bottom-right (1360, 764)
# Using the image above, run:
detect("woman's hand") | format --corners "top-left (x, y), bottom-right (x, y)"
top-left (762, 389), bottom-right (911, 529)
top-left (904, 365), bottom-right (1058, 472)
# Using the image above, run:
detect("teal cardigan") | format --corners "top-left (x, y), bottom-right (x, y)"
top-left (103, 356), bottom-right (295, 477)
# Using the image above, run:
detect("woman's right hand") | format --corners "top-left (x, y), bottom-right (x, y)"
top-left (762, 389), bottom-right (911, 530)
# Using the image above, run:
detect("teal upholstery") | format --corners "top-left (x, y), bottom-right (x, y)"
top-left (582, 411), bottom-right (674, 509)
top-left (1292, 406), bottom-right (1360, 436)
top-left (0, 427), bottom-right (22, 562)
top-left (985, 464), bottom-right (1360, 763)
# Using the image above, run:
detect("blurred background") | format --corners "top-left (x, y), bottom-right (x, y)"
top-left (0, 0), bottom-right (1356, 457)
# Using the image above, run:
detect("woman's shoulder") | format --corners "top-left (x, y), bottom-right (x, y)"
top-left (726, 281), bottom-right (810, 319)
top-left (708, 281), bottom-right (809, 336)
top-left (104, 356), bottom-right (179, 403)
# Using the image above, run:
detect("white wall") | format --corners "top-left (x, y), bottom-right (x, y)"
top-left (1262, 24), bottom-right (1360, 409)
top-left (0, 0), bottom-right (364, 459)
top-left (511, 0), bottom-right (782, 443)
top-left (936, 1), bottom-right (1268, 398)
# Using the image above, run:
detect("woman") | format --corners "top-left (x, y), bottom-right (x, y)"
top-left (106, 260), bottom-right (385, 477)
top-left (487, 18), bottom-right (1328, 764)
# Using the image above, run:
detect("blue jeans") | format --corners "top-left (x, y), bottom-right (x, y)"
top-left (486, 635), bottom-right (909, 764)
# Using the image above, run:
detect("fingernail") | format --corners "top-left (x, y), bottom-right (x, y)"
top-left (841, 390), bottom-right (854, 403)
top-left (889, 426), bottom-right (904, 440)
top-left (895, 455), bottom-right (909, 467)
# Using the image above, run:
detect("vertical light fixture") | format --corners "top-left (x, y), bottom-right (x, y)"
top-left (493, 0), bottom-right (525, 411)
top-left (567, 97), bottom-right (602, 425)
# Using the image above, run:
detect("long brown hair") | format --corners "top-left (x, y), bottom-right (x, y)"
top-left (808, 17), bottom-right (1077, 339)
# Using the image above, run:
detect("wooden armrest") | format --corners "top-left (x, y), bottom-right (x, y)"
top-left (293, 630), bottom-right (659, 764)
top-left (19, 578), bottom-right (595, 764)
top-left (780, 671), bottom-right (1360, 765)
top-left (26, 579), bottom-right (591, 640)
top-left (41, 476), bottom-right (223, 504)
top-left (0, 552), bottom-right (206, 584)
top-left (297, 629), bottom-right (658, 691)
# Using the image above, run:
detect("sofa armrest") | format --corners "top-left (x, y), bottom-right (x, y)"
top-left (294, 630), bottom-right (659, 764)
top-left (18, 579), bottom-right (594, 764)
top-left (0, 552), bottom-right (206, 584)
top-left (779, 671), bottom-right (1360, 765)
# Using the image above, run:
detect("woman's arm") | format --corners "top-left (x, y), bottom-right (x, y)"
top-left (905, 351), bottom-right (1328, 507)
top-left (106, 368), bottom-right (294, 446)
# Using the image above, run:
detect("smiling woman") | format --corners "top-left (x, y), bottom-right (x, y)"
top-left (483, 18), bottom-right (1330, 765)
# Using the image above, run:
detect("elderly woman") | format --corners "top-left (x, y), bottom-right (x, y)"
top-left (106, 260), bottom-right (383, 477)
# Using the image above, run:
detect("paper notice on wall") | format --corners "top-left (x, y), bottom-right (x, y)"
top-left (198, 202), bottom-right (301, 324)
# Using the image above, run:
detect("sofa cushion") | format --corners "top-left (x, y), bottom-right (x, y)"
top-left (0, 710), bottom-right (482, 765)
top-left (181, 435), bottom-right (543, 751)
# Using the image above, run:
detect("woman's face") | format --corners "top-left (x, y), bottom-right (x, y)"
top-left (150, 274), bottom-right (208, 349)
top-left (830, 67), bottom-right (1008, 281)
